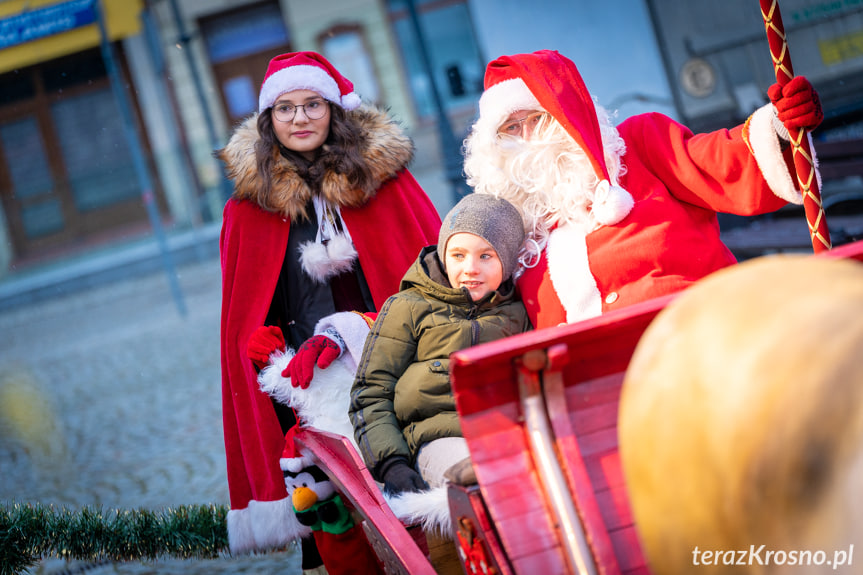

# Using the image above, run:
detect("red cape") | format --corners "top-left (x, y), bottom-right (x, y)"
top-left (220, 170), bottom-right (441, 514)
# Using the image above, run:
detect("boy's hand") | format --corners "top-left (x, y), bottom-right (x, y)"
top-left (282, 334), bottom-right (341, 389)
top-left (247, 325), bottom-right (286, 369)
top-left (381, 459), bottom-right (427, 495)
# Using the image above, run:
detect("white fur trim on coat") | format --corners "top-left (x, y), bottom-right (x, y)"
top-left (747, 104), bottom-right (811, 205)
top-left (227, 497), bottom-right (311, 555)
top-left (547, 222), bottom-right (602, 324)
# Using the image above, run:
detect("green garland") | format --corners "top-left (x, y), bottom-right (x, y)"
top-left (0, 501), bottom-right (229, 575)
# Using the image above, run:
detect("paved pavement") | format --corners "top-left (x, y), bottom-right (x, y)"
top-left (0, 255), bottom-right (301, 574)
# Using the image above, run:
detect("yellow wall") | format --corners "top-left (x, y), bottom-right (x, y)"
top-left (0, 0), bottom-right (142, 74)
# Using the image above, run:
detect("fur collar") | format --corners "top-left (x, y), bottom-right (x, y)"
top-left (218, 105), bottom-right (414, 221)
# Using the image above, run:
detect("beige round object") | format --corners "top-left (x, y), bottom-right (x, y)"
top-left (619, 254), bottom-right (863, 574)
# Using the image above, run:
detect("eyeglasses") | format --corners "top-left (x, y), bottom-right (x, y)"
top-left (272, 98), bottom-right (329, 122)
top-left (497, 111), bottom-right (548, 138)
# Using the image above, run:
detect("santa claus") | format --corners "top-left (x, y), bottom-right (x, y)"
top-left (463, 50), bottom-right (823, 329)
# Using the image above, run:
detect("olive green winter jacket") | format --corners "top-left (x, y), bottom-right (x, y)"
top-left (349, 245), bottom-right (530, 480)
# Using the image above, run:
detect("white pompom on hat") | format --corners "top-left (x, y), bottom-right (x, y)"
top-left (478, 50), bottom-right (634, 227)
top-left (258, 51), bottom-right (362, 113)
top-left (279, 425), bottom-right (314, 474)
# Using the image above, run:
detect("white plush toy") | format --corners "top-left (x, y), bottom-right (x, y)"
top-left (257, 312), bottom-right (452, 535)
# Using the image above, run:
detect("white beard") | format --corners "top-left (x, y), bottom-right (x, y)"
top-left (464, 101), bottom-right (630, 246)
top-left (488, 135), bottom-right (598, 245)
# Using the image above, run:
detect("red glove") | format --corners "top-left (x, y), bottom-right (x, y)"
top-left (768, 76), bottom-right (823, 132)
top-left (247, 325), bottom-right (286, 369)
top-left (282, 334), bottom-right (341, 389)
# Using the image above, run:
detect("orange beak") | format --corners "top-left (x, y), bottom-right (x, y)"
top-left (292, 486), bottom-right (318, 511)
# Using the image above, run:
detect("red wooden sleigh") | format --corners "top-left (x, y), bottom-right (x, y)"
top-left (294, 238), bottom-right (863, 574)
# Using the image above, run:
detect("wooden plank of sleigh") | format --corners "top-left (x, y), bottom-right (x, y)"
top-left (451, 294), bottom-right (672, 574)
top-left (293, 427), bottom-right (438, 575)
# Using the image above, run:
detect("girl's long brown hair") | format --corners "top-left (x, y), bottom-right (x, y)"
top-left (254, 104), bottom-right (375, 206)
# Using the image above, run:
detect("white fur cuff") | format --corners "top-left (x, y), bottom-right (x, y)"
top-left (227, 497), bottom-right (311, 555)
top-left (747, 104), bottom-right (806, 205)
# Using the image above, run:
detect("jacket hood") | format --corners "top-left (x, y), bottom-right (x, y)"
top-left (401, 245), bottom-right (518, 308)
top-left (217, 105), bottom-right (414, 220)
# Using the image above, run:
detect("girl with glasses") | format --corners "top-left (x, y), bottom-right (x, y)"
top-left (217, 51), bottom-right (441, 575)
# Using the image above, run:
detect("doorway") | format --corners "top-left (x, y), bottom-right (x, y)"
top-left (0, 47), bottom-right (163, 263)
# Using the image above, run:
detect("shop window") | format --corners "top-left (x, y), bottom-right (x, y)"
top-left (51, 89), bottom-right (140, 211)
top-left (202, 2), bottom-right (289, 64)
top-left (0, 70), bottom-right (35, 107)
top-left (387, 0), bottom-right (484, 118)
top-left (0, 118), bottom-right (63, 239)
top-left (0, 45), bottom-right (159, 259)
top-left (319, 24), bottom-right (381, 104)
top-left (41, 49), bottom-right (106, 93)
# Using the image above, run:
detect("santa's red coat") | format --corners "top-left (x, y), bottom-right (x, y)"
top-left (518, 111), bottom-right (802, 329)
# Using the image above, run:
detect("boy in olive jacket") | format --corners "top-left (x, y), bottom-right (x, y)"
top-left (349, 194), bottom-right (530, 495)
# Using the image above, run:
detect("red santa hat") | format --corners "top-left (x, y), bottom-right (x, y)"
top-left (477, 50), bottom-right (633, 227)
top-left (279, 424), bottom-right (315, 474)
top-left (258, 51), bottom-right (362, 113)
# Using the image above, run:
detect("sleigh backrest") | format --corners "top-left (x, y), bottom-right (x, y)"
top-left (450, 294), bottom-right (674, 574)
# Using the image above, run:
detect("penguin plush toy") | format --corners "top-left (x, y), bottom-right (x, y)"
top-left (280, 431), bottom-right (383, 575)
top-left (284, 463), bottom-right (353, 535)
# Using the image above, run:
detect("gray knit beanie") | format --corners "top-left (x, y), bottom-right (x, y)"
top-left (438, 193), bottom-right (525, 281)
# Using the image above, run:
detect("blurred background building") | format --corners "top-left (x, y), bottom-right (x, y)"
top-left (0, 0), bottom-right (861, 294)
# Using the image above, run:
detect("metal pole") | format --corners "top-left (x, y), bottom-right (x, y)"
top-left (403, 0), bottom-right (470, 204)
top-left (141, 2), bottom-right (209, 263)
top-left (167, 0), bottom-right (234, 208)
top-left (141, 2), bottom-right (206, 228)
top-left (94, 0), bottom-right (187, 316)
